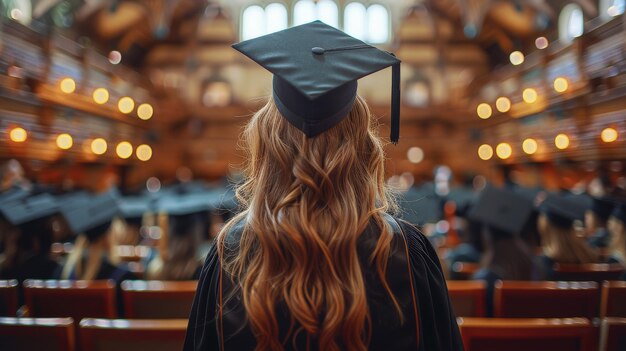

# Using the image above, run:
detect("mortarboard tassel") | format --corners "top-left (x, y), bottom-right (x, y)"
top-left (390, 61), bottom-right (401, 144)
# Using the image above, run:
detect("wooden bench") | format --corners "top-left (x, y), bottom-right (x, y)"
top-left (553, 263), bottom-right (625, 282)
top-left (601, 281), bottom-right (626, 318)
top-left (23, 280), bottom-right (117, 319)
top-left (79, 318), bottom-right (187, 351)
top-left (121, 280), bottom-right (197, 319)
top-left (0, 317), bottom-right (75, 351)
top-left (446, 280), bottom-right (486, 317)
top-left (494, 281), bottom-right (599, 319)
top-left (0, 280), bottom-right (18, 316)
top-left (600, 317), bottom-right (626, 351)
top-left (457, 317), bottom-right (596, 351)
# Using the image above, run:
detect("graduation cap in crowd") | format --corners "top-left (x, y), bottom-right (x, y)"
top-left (0, 193), bottom-right (59, 227)
top-left (446, 187), bottom-right (478, 218)
top-left (117, 196), bottom-right (150, 226)
top-left (468, 186), bottom-right (533, 236)
top-left (0, 186), bottom-right (29, 204)
top-left (62, 192), bottom-right (119, 240)
top-left (233, 20), bottom-right (402, 143)
top-left (590, 196), bottom-right (615, 221)
top-left (158, 194), bottom-right (212, 238)
top-left (539, 194), bottom-right (587, 229)
top-left (397, 187), bottom-right (443, 226)
top-left (611, 202), bottom-right (626, 224)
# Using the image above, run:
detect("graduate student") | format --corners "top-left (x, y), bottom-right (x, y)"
top-left (469, 187), bottom-right (544, 317)
top-left (59, 192), bottom-right (135, 284)
top-left (0, 193), bottom-right (61, 282)
top-left (537, 194), bottom-right (598, 279)
top-left (586, 196), bottom-right (615, 248)
top-left (607, 203), bottom-right (626, 273)
top-left (185, 21), bottom-right (462, 351)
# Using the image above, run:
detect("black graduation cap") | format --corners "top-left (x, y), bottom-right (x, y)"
top-left (590, 196), bottom-right (615, 221)
top-left (468, 186), bottom-right (533, 236)
top-left (63, 192), bottom-right (119, 240)
top-left (0, 193), bottom-right (59, 227)
top-left (232, 20), bottom-right (402, 143)
top-left (611, 202), bottom-right (626, 224)
top-left (539, 194), bottom-right (586, 229)
top-left (118, 196), bottom-right (150, 219)
top-left (446, 187), bottom-right (478, 218)
top-left (397, 187), bottom-right (443, 226)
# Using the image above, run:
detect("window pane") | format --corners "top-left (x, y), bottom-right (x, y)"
top-left (318, 0), bottom-right (339, 28)
top-left (568, 8), bottom-right (583, 39)
top-left (367, 4), bottom-right (389, 43)
top-left (266, 3), bottom-right (288, 34)
top-left (294, 0), bottom-right (316, 26)
top-left (344, 2), bottom-right (367, 41)
top-left (242, 5), bottom-right (265, 40)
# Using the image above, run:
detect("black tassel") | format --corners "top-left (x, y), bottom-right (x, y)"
top-left (390, 62), bottom-right (401, 144)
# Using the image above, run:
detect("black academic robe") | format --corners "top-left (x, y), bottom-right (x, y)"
top-left (588, 228), bottom-right (611, 248)
top-left (184, 217), bottom-right (463, 351)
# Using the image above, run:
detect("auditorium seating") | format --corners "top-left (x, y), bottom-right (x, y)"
top-left (446, 280), bottom-right (486, 317)
top-left (600, 318), bottom-right (626, 351)
top-left (450, 262), bottom-right (480, 280)
top-left (0, 280), bottom-right (18, 316)
top-left (121, 280), bottom-right (197, 319)
top-left (601, 281), bottom-right (626, 318)
top-left (494, 281), bottom-right (599, 319)
top-left (553, 263), bottom-right (625, 282)
top-left (0, 317), bottom-right (75, 351)
top-left (79, 318), bottom-right (187, 351)
top-left (457, 317), bottom-right (596, 351)
top-left (23, 280), bottom-right (117, 319)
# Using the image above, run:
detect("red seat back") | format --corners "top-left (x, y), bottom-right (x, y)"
top-left (446, 280), bottom-right (486, 317)
top-left (0, 317), bottom-right (75, 351)
top-left (121, 280), bottom-right (197, 319)
top-left (79, 318), bottom-right (187, 351)
top-left (0, 280), bottom-right (18, 316)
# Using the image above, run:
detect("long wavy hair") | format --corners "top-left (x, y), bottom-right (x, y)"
top-left (217, 95), bottom-right (400, 351)
top-left (538, 214), bottom-right (597, 264)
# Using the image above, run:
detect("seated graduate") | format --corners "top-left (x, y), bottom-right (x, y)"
top-left (58, 192), bottom-right (135, 284)
top-left (146, 194), bottom-right (205, 281)
top-left (537, 195), bottom-right (598, 280)
top-left (607, 203), bottom-right (626, 275)
top-left (185, 21), bottom-right (462, 351)
top-left (0, 193), bottom-right (61, 282)
top-left (586, 196), bottom-right (615, 248)
top-left (470, 187), bottom-right (544, 317)
top-left (444, 198), bottom-right (483, 276)
top-left (116, 195), bottom-right (150, 246)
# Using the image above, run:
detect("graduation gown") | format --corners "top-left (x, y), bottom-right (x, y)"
top-left (184, 216), bottom-right (463, 351)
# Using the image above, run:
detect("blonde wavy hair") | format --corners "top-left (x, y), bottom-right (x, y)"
top-left (608, 217), bottom-right (626, 264)
top-left (217, 95), bottom-right (401, 351)
top-left (538, 214), bottom-right (597, 264)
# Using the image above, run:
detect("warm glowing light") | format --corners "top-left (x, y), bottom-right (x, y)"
top-left (60, 78), bottom-right (76, 94)
top-left (535, 37), bottom-right (549, 49)
top-left (608, 5), bottom-right (621, 17)
top-left (9, 127), bottom-right (27, 142)
top-left (509, 51), bottom-right (525, 65)
top-left (522, 138), bottom-right (538, 155)
top-left (495, 97), bottom-right (511, 113)
top-left (523, 88), bottom-right (538, 103)
top-left (555, 134), bottom-right (570, 150)
top-left (109, 51), bottom-right (122, 65)
top-left (554, 77), bottom-right (569, 93)
top-left (137, 103), bottom-right (154, 120)
top-left (118, 97), bottom-right (135, 114)
top-left (56, 134), bottom-right (73, 150)
top-left (116, 141), bottom-right (133, 159)
top-left (91, 138), bottom-right (108, 155)
top-left (478, 144), bottom-right (493, 160)
top-left (93, 88), bottom-right (109, 104)
top-left (136, 144), bottom-right (153, 161)
top-left (407, 147), bottom-right (424, 164)
top-left (601, 127), bottom-right (618, 143)
top-left (476, 103), bottom-right (492, 119)
top-left (496, 143), bottom-right (513, 159)
top-left (10, 9), bottom-right (22, 21)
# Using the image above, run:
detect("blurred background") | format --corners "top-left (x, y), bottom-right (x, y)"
top-left (0, 0), bottom-right (624, 193)
top-left (1, 2), bottom-right (626, 349)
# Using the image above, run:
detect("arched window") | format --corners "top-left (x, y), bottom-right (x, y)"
top-left (600, 0), bottom-right (625, 20)
top-left (293, 0), bottom-right (338, 28)
top-left (241, 3), bottom-right (288, 41)
top-left (344, 3), bottom-right (390, 43)
top-left (559, 4), bottom-right (584, 44)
